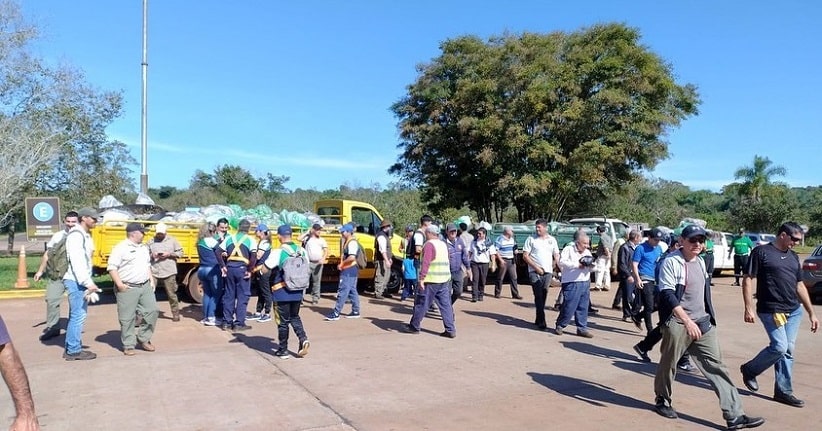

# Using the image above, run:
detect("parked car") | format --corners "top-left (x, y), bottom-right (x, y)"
top-left (744, 232), bottom-right (776, 246)
top-left (802, 245), bottom-right (822, 303)
top-left (708, 230), bottom-right (735, 275)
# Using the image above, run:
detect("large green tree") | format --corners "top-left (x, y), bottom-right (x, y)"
top-left (391, 23), bottom-right (700, 222)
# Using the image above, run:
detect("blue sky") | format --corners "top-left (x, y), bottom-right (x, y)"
top-left (22, 1), bottom-right (821, 192)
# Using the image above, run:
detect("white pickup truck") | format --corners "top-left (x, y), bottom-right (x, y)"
top-left (709, 230), bottom-right (736, 275)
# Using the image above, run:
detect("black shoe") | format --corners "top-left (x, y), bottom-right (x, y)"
top-left (633, 344), bottom-right (651, 363)
top-left (63, 350), bottom-right (97, 361)
top-left (740, 365), bottom-right (759, 392)
top-left (402, 324), bottom-right (420, 334)
top-left (612, 304), bottom-right (621, 310)
top-left (631, 314), bottom-right (644, 331)
top-left (220, 323), bottom-right (230, 331)
top-left (536, 324), bottom-right (547, 331)
top-left (726, 415), bottom-right (764, 429)
top-left (382, 293), bottom-right (394, 299)
top-left (654, 396), bottom-right (677, 419)
top-left (732, 281), bottom-right (740, 286)
top-left (439, 331), bottom-right (456, 338)
top-left (773, 393), bottom-right (804, 408)
top-left (513, 295), bottom-right (523, 299)
top-left (471, 298), bottom-right (477, 303)
top-left (554, 325), bottom-right (564, 336)
top-left (274, 348), bottom-right (290, 359)
top-left (39, 326), bottom-right (60, 341)
top-left (588, 307), bottom-right (599, 314)
top-left (233, 324), bottom-right (252, 332)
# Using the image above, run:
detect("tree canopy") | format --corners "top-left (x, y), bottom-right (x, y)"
top-left (390, 23), bottom-right (700, 222)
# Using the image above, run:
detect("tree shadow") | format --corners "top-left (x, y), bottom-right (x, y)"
top-left (461, 310), bottom-right (538, 331)
top-left (527, 372), bottom-right (724, 430)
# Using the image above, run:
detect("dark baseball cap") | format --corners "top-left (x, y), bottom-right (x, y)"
top-left (126, 222), bottom-right (145, 233)
top-left (649, 228), bottom-right (665, 240)
top-left (680, 225), bottom-right (707, 240)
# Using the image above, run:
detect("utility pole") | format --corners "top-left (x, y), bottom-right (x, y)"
top-left (140, 0), bottom-right (149, 193)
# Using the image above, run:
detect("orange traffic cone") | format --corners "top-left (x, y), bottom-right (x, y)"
top-left (14, 246), bottom-right (29, 289)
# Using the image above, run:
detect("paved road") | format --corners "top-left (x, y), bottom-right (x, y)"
top-left (1, 275), bottom-right (820, 430)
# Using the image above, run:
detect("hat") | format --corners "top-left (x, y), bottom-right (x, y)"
top-left (680, 224), bottom-right (708, 240)
top-left (312, 223), bottom-right (322, 231)
top-left (277, 225), bottom-right (292, 236)
top-left (155, 222), bottom-right (168, 234)
top-left (256, 223), bottom-right (269, 233)
top-left (77, 207), bottom-right (99, 220)
top-left (339, 223), bottom-right (354, 234)
top-left (649, 228), bottom-right (665, 240)
top-left (380, 219), bottom-right (392, 228)
top-left (426, 224), bottom-right (441, 235)
top-left (126, 222), bottom-right (145, 233)
top-left (445, 223), bottom-right (457, 232)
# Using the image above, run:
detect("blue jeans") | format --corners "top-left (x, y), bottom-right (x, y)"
top-left (402, 278), bottom-right (417, 301)
top-left (409, 281), bottom-right (455, 333)
top-left (556, 281), bottom-right (590, 331)
top-left (743, 306), bottom-right (803, 396)
top-left (63, 279), bottom-right (89, 354)
top-left (198, 265), bottom-right (220, 319)
top-left (223, 265), bottom-right (251, 325)
top-left (333, 273), bottom-right (360, 315)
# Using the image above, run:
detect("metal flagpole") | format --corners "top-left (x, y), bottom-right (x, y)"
top-left (140, 0), bottom-right (149, 193)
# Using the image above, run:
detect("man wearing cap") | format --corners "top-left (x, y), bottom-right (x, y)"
top-left (444, 223), bottom-right (470, 304)
top-left (62, 207), bottom-right (102, 361)
top-left (263, 225), bottom-right (311, 359)
top-left (216, 219), bottom-right (258, 331)
top-left (303, 223), bottom-right (328, 304)
top-left (249, 224), bottom-right (273, 322)
top-left (108, 223), bottom-right (159, 355)
top-left (494, 226), bottom-right (522, 300)
top-left (405, 225), bottom-right (456, 337)
top-left (522, 219), bottom-right (560, 330)
top-left (631, 228), bottom-right (665, 333)
top-left (730, 228), bottom-right (754, 286)
top-left (33, 210), bottom-right (79, 341)
top-left (326, 223), bottom-right (361, 320)
top-left (652, 225), bottom-right (765, 429)
top-left (148, 222), bottom-right (184, 322)
top-left (373, 219), bottom-right (394, 299)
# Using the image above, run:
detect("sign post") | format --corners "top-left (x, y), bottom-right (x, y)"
top-left (24, 197), bottom-right (62, 242)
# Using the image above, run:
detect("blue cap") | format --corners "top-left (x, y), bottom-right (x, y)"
top-left (256, 223), bottom-right (269, 233)
top-left (339, 223), bottom-right (354, 233)
top-left (277, 224), bottom-right (292, 236)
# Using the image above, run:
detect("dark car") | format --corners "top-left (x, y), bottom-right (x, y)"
top-left (802, 245), bottom-right (822, 303)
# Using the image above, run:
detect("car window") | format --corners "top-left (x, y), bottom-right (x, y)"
top-left (814, 246), bottom-right (822, 257)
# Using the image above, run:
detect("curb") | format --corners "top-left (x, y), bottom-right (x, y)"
top-left (0, 289), bottom-right (45, 299)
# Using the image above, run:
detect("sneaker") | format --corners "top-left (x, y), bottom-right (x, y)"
top-left (298, 340), bottom-right (310, 357)
top-left (274, 348), bottom-right (290, 359)
top-left (576, 330), bottom-right (594, 338)
top-left (345, 312), bottom-right (361, 319)
top-left (554, 325), bottom-right (564, 336)
top-left (740, 365), bottom-right (759, 392)
top-left (258, 314), bottom-right (272, 323)
top-left (63, 350), bottom-right (97, 361)
top-left (324, 313), bottom-right (340, 321)
top-left (678, 362), bottom-right (696, 372)
top-left (39, 326), bottom-right (60, 341)
top-left (654, 396), bottom-right (677, 419)
top-left (246, 312), bottom-right (262, 321)
top-left (633, 344), bottom-right (651, 363)
top-left (233, 324), bottom-right (252, 332)
top-left (203, 317), bottom-right (217, 326)
top-left (590, 286), bottom-right (601, 291)
top-left (726, 415), bottom-right (764, 430)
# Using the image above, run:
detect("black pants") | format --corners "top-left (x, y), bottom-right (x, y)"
top-left (638, 280), bottom-right (656, 333)
top-left (495, 258), bottom-right (519, 297)
top-left (529, 273), bottom-right (550, 328)
top-left (255, 271), bottom-right (272, 314)
top-left (703, 252), bottom-right (715, 285)
top-left (471, 262), bottom-right (489, 300)
top-left (275, 300), bottom-right (307, 351)
top-left (733, 254), bottom-right (749, 283)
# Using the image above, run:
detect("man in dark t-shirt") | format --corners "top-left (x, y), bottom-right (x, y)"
top-left (740, 222), bottom-right (819, 408)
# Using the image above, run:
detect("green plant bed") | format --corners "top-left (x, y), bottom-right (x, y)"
top-left (0, 256), bottom-right (112, 291)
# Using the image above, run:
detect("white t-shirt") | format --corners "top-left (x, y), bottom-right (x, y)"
top-left (376, 235), bottom-right (388, 254)
top-left (523, 234), bottom-right (559, 274)
top-left (304, 236), bottom-right (328, 262)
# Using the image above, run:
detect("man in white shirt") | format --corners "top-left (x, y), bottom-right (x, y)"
top-left (556, 229), bottom-right (595, 338)
top-left (62, 207), bottom-right (101, 361)
top-left (522, 219), bottom-right (560, 331)
top-left (303, 223), bottom-right (328, 304)
top-left (33, 210), bottom-right (78, 341)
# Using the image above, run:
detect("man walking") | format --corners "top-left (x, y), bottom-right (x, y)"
top-left (616, 230), bottom-right (640, 321)
top-left (631, 228), bottom-right (665, 333)
top-left (652, 225), bottom-right (764, 430)
top-left (444, 223), bottom-right (469, 304)
top-left (263, 225), bottom-right (311, 359)
top-left (494, 226), bottom-right (522, 299)
top-left (404, 225), bottom-right (456, 337)
top-left (556, 230), bottom-right (594, 337)
top-left (108, 223), bottom-right (159, 355)
top-left (216, 220), bottom-right (257, 331)
top-left (522, 219), bottom-right (560, 331)
top-left (325, 223), bottom-right (361, 320)
top-left (592, 225), bottom-right (613, 291)
top-left (62, 207), bottom-right (101, 361)
top-left (730, 228), bottom-right (754, 286)
top-left (740, 222), bottom-right (819, 408)
top-left (373, 219), bottom-right (394, 299)
top-left (148, 222), bottom-right (183, 322)
top-left (33, 210), bottom-right (78, 341)
top-left (303, 223), bottom-right (328, 304)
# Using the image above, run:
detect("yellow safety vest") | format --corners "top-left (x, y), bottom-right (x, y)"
top-left (422, 239), bottom-right (450, 283)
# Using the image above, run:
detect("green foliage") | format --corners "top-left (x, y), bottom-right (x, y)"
top-left (732, 155), bottom-right (787, 202)
top-left (391, 23), bottom-right (700, 222)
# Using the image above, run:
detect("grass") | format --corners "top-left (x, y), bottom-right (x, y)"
top-left (0, 256), bottom-right (112, 291)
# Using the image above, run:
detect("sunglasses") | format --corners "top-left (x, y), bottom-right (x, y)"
top-left (687, 237), bottom-right (705, 244)
top-left (789, 235), bottom-right (801, 243)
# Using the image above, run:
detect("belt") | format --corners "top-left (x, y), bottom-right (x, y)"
top-left (502, 257), bottom-right (514, 260)
top-left (125, 280), bottom-right (149, 288)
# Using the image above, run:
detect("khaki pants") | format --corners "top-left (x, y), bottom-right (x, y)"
top-left (115, 281), bottom-right (159, 349)
top-left (156, 275), bottom-right (179, 314)
top-left (44, 279), bottom-right (66, 329)
top-left (373, 260), bottom-right (391, 296)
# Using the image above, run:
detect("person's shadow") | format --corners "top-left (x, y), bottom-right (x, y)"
top-left (233, 333), bottom-right (281, 358)
top-left (527, 372), bottom-right (724, 429)
top-left (93, 330), bottom-right (124, 351)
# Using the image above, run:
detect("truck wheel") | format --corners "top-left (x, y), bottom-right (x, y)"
top-left (387, 266), bottom-right (402, 293)
top-left (712, 269), bottom-right (723, 277)
top-left (187, 270), bottom-right (203, 304)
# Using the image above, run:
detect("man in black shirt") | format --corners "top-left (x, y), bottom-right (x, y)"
top-left (740, 222), bottom-right (819, 408)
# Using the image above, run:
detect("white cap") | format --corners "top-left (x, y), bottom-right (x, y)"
top-left (155, 222), bottom-right (168, 234)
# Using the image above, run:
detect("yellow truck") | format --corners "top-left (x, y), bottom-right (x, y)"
top-left (90, 199), bottom-right (404, 303)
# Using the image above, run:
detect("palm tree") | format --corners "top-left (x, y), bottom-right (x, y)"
top-left (733, 155), bottom-right (787, 202)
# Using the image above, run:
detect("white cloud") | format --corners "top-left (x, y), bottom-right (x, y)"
top-left (225, 149), bottom-right (385, 170)
top-left (115, 134), bottom-right (188, 154)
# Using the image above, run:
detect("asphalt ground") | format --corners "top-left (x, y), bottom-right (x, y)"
top-left (1, 273), bottom-right (820, 430)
